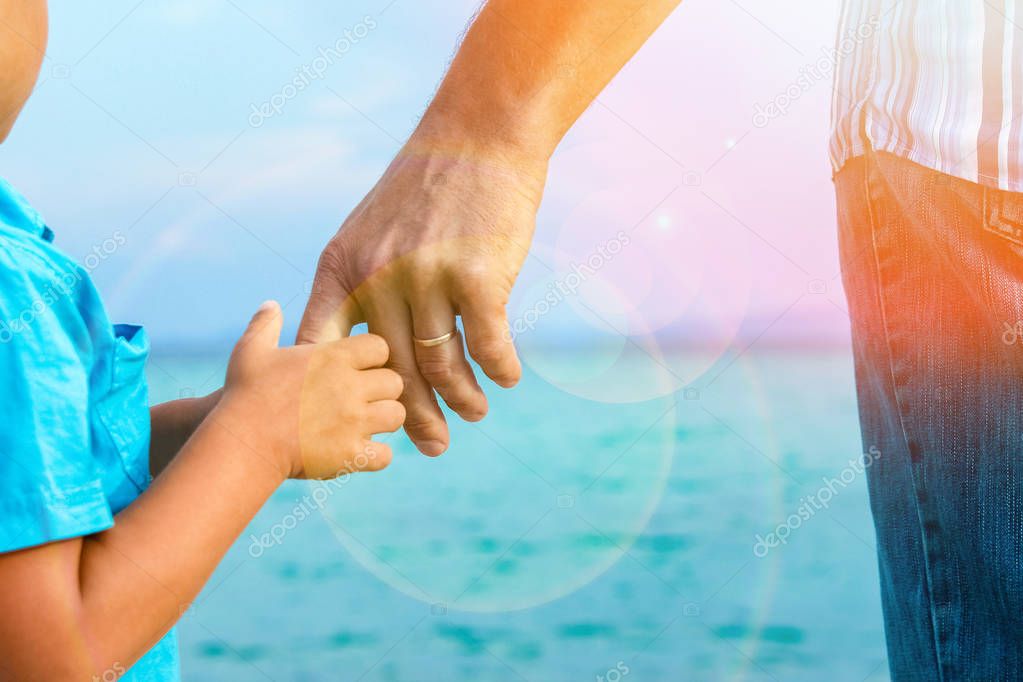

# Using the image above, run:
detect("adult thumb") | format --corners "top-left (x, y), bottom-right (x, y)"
top-left (239, 300), bottom-right (283, 353)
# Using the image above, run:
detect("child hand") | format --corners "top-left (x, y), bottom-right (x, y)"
top-left (219, 301), bottom-right (405, 480)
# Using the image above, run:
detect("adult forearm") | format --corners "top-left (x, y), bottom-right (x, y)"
top-left (78, 403), bottom-right (284, 672)
top-left (297, 1), bottom-right (681, 456)
top-left (409, 0), bottom-right (681, 166)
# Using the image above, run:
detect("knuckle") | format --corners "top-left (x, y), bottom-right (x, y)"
top-left (389, 401), bottom-right (407, 427)
top-left (316, 236), bottom-right (352, 281)
top-left (417, 358), bottom-right (455, 385)
top-left (327, 336), bottom-right (351, 352)
top-left (464, 406), bottom-right (487, 422)
top-left (402, 412), bottom-right (443, 436)
top-left (361, 333), bottom-right (390, 361)
top-left (459, 282), bottom-right (508, 311)
top-left (450, 394), bottom-right (487, 422)
top-left (402, 415), bottom-right (431, 430)
top-left (344, 441), bottom-right (371, 470)
top-left (319, 234), bottom-right (375, 285)
top-left (455, 262), bottom-right (493, 288)
top-left (384, 370), bottom-right (405, 396)
top-left (327, 341), bottom-right (355, 364)
top-left (495, 360), bottom-right (522, 382)
top-left (388, 362), bottom-right (420, 391)
top-left (469, 339), bottom-right (508, 366)
top-left (407, 254), bottom-right (446, 285)
top-left (365, 449), bottom-right (390, 471)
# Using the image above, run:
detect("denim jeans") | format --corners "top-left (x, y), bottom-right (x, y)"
top-left (837, 150), bottom-right (1023, 681)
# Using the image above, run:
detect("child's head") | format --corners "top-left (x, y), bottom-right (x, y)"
top-left (0, 1), bottom-right (48, 142)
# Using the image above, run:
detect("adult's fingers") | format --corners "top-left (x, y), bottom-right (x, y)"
top-left (410, 295), bottom-right (488, 421)
top-left (459, 292), bottom-right (521, 388)
top-left (296, 262), bottom-right (363, 345)
top-left (364, 296), bottom-right (450, 456)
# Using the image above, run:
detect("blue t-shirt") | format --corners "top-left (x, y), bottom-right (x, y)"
top-left (0, 178), bottom-right (179, 680)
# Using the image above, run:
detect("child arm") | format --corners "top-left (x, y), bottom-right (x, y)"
top-left (149, 389), bottom-right (221, 477)
top-left (0, 416), bottom-right (285, 678)
top-left (0, 303), bottom-right (404, 679)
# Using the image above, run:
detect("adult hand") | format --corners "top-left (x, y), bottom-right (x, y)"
top-left (297, 0), bottom-right (678, 457)
top-left (297, 145), bottom-right (547, 456)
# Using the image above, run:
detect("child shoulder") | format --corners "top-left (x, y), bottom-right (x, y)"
top-left (0, 229), bottom-right (103, 357)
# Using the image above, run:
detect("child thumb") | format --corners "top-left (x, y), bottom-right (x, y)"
top-left (239, 300), bottom-right (283, 352)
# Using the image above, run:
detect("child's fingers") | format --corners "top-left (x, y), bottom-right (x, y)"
top-left (362, 368), bottom-right (404, 401)
top-left (364, 297), bottom-right (449, 456)
top-left (238, 300), bottom-right (283, 353)
top-left (358, 441), bottom-right (393, 471)
top-left (366, 399), bottom-right (406, 433)
top-left (338, 333), bottom-right (390, 369)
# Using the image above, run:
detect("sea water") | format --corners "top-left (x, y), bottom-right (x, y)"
top-left (146, 348), bottom-right (889, 682)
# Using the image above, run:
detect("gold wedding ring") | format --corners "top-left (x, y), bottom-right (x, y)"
top-left (413, 329), bottom-right (457, 348)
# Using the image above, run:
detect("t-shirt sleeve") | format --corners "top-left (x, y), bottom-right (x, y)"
top-left (0, 242), bottom-right (112, 553)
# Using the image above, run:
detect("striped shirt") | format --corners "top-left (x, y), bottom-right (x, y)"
top-left (830, 0), bottom-right (1023, 192)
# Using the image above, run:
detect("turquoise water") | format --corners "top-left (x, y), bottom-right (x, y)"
top-left (147, 348), bottom-right (889, 681)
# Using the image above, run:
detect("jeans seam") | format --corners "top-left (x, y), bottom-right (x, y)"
top-left (861, 150), bottom-right (946, 681)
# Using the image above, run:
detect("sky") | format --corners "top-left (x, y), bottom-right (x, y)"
top-left (0, 0), bottom-right (849, 352)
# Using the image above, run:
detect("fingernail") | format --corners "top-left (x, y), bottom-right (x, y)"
top-left (418, 440), bottom-right (447, 457)
top-left (258, 300), bottom-right (277, 312)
